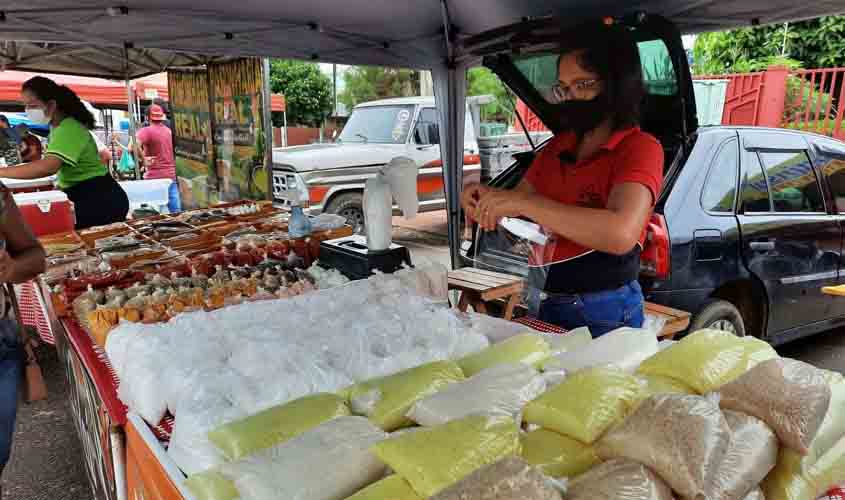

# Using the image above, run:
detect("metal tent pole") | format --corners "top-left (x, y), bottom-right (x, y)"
top-left (261, 58), bottom-right (274, 200)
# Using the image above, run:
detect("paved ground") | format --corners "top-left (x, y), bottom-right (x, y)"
top-left (3, 209), bottom-right (845, 500)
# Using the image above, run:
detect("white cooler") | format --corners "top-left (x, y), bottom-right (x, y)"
top-left (119, 179), bottom-right (173, 215)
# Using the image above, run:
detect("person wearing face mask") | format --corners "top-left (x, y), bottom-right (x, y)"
top-left (0, 77), bottom-right (128, 229)
top-left (461, 21), bottom-right (663, 337)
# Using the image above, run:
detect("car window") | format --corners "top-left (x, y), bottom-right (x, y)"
top-left (701, 139), bottom-right (739, 213)
top-left (414, 108), bottom-right (438, 145)
top-left (759, 151), bottom-right (825, 213)
top-left (815, 140), bottom-right (845, 213)
top-left (741, 153), bottom-right (772, 213)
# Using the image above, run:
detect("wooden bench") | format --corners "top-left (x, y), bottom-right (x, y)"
top-left (448, 268), bottom-right (525, 320)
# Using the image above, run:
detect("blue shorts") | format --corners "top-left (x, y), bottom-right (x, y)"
top-left (0, 321), bottom-right (21, 469)
top-left (538, 281), bottom-right (645, 337)
top-left (168, 180), bottom-right (182, 214)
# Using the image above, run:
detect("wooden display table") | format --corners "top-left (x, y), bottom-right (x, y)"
top-left (449, 268), bottom-right (525, 320)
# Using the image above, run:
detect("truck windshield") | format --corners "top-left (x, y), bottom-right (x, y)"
top-left (337, 104), bottom-right (416, 144)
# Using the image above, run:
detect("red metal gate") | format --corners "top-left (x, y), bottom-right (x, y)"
top-left (718, 72), bottom-right (765, 126)
top-left (784, 68), bottom-right (845, 141)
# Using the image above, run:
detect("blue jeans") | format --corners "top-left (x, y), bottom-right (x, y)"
top-left (0, 321), bottom-right (21, 469)
top-left (168, 180), bottom-right (182, 213)
top-left (538, 281), bottom-right (645, 337)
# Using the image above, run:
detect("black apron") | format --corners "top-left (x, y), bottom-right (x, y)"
top-left (63, 174), bottom-right (129, 229)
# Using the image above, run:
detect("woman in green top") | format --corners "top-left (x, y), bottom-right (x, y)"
top-left (0, 77), bottom-right (128, 229)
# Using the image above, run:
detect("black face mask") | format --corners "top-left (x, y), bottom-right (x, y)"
top-left (552, 94), bottom-right (610, 135)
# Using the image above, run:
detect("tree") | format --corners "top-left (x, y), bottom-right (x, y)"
top-left (466, 67), bottom-right (513, 123)
top-left (269, 60), bottom-right (333, 127)
top-left (339, 67), bottom-right (420, 109)
top-left (693, 15), bottom-right (845, 75)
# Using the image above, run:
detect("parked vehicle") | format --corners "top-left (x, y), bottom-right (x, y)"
top-left (271, 96), bottom-right (549, 231)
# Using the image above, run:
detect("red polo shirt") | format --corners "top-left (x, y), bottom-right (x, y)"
top-left (524, 127), bottom-right (664, 264)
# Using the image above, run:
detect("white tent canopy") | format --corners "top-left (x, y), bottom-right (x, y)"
top-left (3, 0), bottom-right (844, 265)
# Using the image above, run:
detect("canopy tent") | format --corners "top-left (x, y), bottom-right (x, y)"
top-left (3, 1), bottom-right (844, 266)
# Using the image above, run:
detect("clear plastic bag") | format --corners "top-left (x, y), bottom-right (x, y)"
top-left (457, 333), bottom-right (551, 377)
top-left (406, 363), bottom-right (546, 427)
top-left (345, 475), bottom-right (422, 500)
top-left (185, 469), bottom-right (240, 500)
top-left (744, 487), bottom-right (766, 500)
top-left (372, 415), bottom-right (521, 498)
top-left (348, 360), bottom-right (465, 431)
top-left (539, 327), bottom-right (657, 374)
top-left (208, 392), bottom-right (350, 461)
top-left (520, 428), bottom-right (599, 479)
top-left (523, 366), bottom-right (643, 444)
top-left (382, 156), bottom-right (419, 219)
top-left (631, 374), bottom-right (696, 409)
top-left (637, 329), bottom-right (779, 394)
top-left (429, 457), bottom-right (561, 500)
top-left (363, 175), bottom-right (393, 251)
top-left (719, 358), bottom-right (831, 455)
top-left (566, 459), bottom-right (674, 500)
top-left (596, 394), bottom-right (731, 499)
top-left (712, 411), bottom-right (779, 500)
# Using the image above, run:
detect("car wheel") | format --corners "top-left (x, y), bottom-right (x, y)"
top-left (689, 299), bottom-right (746, 337)
top-left (325, 193), bottom-right (365, 234)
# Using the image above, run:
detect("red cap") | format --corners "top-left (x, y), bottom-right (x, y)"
top-left (148, 104), bottom-right (165, 122)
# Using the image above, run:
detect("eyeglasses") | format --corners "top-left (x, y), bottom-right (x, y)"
top-left (550, 79), bottom-right (601, 102)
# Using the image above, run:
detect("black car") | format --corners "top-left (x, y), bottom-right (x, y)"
top-left (462, 14), bottom-right (845, 344)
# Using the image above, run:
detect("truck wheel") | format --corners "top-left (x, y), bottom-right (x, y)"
top-left (325, 193), bottom-right (365, 234)
top-left (689, 299), bottom-right (746, 337)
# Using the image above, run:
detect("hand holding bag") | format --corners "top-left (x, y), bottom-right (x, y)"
top-left (5, 284), bottom-right (46, 402)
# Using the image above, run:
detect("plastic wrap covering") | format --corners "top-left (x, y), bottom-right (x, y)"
top-left (541, 326), bottom-right (592, 355)
top-left (596, 394), bottom-right (731, 499)
top-left (372, 415), bottom-right (521, 498)
top-left (806, 436), bottom-right (845, 499)
top-left (185, 470), bottom-right (239, 500)
top-left (407, 363), bottom-right (546, 426)
top-left (219, 416), bottom-right (387, 500)
top-left (719, 358), bottom-right (831, 455)
top-left (803, 378), bottom-right (845, 466)
top-left (632, 374), bottom-right (696, 407)
top-left (744, 488), bottom-right (766, 500)
top-left (566, 459), bottom-right (674, 500)
top-left (637, 329), bottom-right (779, 394)
top-left (345, 475), bottom-right (423, 500)
top-left (348, 360), bottom-right (465, 431)
top-left (429, 457), bottom-right (561, 500)
top-left (457, 333), bottom-right (551, 376)
top-left (461, 312), bottom-right (531, 344)
top-left (523, 367), bottom-right (643, 444)
top-left (520, 428), bottom-right (600, 478)
top-left (712, 411), bottom-right (779, 500)
top-left (539, 327), bottom-right (657, 374)
top-left (207, 393), bottom-right (350, 461)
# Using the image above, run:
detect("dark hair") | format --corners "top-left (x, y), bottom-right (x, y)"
top-left (0, 115), bottom-right (8, 127)
top-left (558, 21), bottom-right (645, 130)
top-left (21, 76), bottom-right (96, 129)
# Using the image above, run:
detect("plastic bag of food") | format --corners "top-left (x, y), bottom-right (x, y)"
top-left (540, 327), bottom-right (657, 374)
top-left (345, 475), bottom-right (422, 500)
top-left (372, 415), bottom-right (521, 498)
top-left (348, 360), bottom-right (464, 431)
top-left (539, 327), bottom-right (592, 356)
top-left (460, 312), bottom-right (529, 344)
top-left (429, 457), bottom-right (561, 500)
top-left (406, 363), bottom-right (546, 427)
top-left (712, 411), bottom-right (779, 500)
top-left (220, 416), bottom-right (387, 500)
top-left (185, 470), bottom-right (239, 500)
top-left (762, 448), bottom-right (814, 500)
top-left (744, 488), bottom-right (765, 500)
top-left (596, 394), bottom-right (731, 499)
top-left (632, 374), bottom-right (696, 406)
top-left (805, 379), bottom-right (845, 465)
top-left (457, 333), bottom-right (551, 377)
top-left (637, 329), bottom-right (779, 394)
top-left (806, 435), bottom-right (845, 498)
top-left (566, 459), bottom-right (674, 500)
top-left (520, 428), bottom-right (599, 478)
top-left (208, 393), bottom-right (350, 461)
top-left (720, 358), bottom-right (831, 455)
top-left (523, 367), bottom-right (643, 444)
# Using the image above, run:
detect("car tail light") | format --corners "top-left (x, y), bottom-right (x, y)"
top-left (640, 213), bottom-right (670, 280)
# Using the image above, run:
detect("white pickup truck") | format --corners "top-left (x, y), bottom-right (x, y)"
top-left (271, 95), bottom-right (549, 230)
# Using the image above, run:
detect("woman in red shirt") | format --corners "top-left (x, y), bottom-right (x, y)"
top-left (462, 21), bottom-right (664, 336)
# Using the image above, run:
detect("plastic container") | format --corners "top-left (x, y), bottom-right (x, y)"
top-left (288, 205), bottom-right (313, 238)
top-left (13, 190), bottom-right (75, 236)
top-left (119, 179), bottom-right (173, 215)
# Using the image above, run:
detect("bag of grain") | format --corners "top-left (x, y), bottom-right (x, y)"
top-left (348, 360), bottom-right (465, 431)
top-left (539, 327), bottom-right (657, 374)
top-left (719, 358), bottom-right (831, 455)
top-left (637, 329), bottom-right (778, 394)
top-left (372, 415), bottom-right (520, 498)
top-left (596, 394), bottom-right (731, 499)
top-left (520, 428), bottom-right (599, 478)
top-left (566, 459), bottom-right (674, 500)
top-left (744, 488), bottom-right (765, 500)
top-left (523, 367), bottom-right (643, 444)
top-left (457, 333), bottom-right (551, 376)
top-left (712, 411), bottom-right (779, 500)
top-left (806, 436), bottom-right (845, 499)
top-left (429, 457), bottom-right (561, 500)
top-left (406, 363), bottom-right (546, 426)
top-left (208, 393), bottom-right (350, 461)
top-left (185, 470), bottom-right (239, 500)
top-left (345, 475), bottom-right (422, 500)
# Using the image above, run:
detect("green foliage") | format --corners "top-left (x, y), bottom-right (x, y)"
top-left (269, 60), bottom-right (333, 127)
top-left (693, 15), bottom-right (845, 75)
top-left (466, 67), bottom-right (514, 123)
top-left (339, 67), bottom-right (420, 109)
